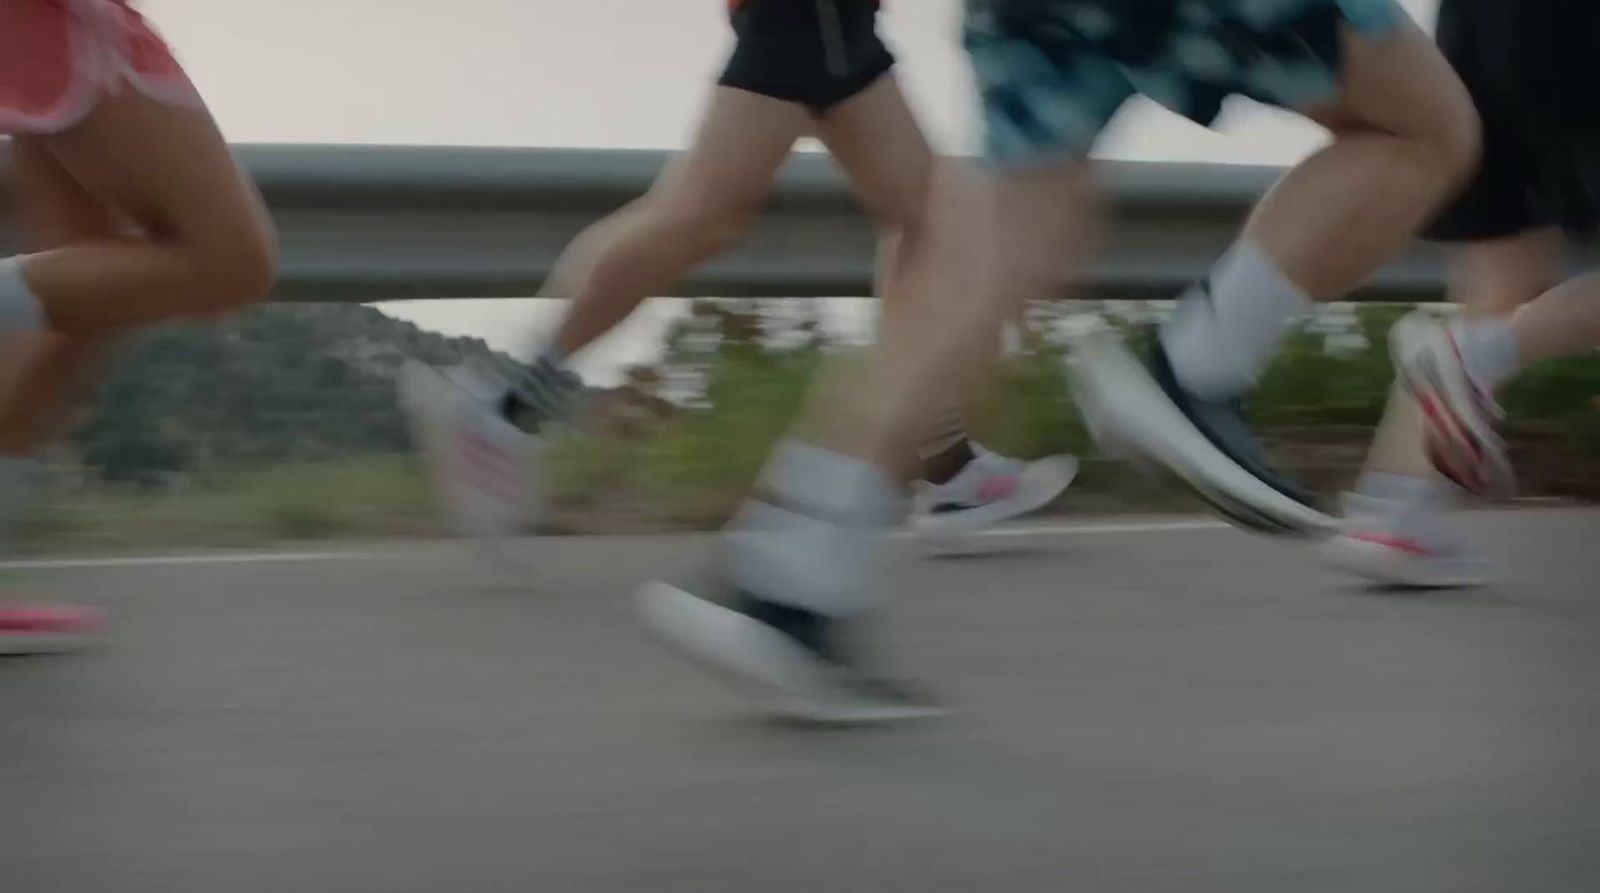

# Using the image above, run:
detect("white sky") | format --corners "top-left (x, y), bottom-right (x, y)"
top-left (142, 0), bottom-right (1439, 381)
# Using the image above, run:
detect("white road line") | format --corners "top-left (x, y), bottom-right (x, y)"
top-left (0, 519), bottom-right (1235, 572)
top-left (901, 519), bottom-right (1230, 539)
top-left (0, 550), bottom-right (379, 572)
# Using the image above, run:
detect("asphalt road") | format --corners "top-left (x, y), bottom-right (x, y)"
top-left (3, 510), bottom-right (1599, 892)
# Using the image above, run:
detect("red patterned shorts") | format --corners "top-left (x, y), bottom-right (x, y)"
top-left (0, 0), bottom-right (201, 135)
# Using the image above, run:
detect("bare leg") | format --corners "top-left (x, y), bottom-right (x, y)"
top-left (17, 89), bottom-right (276, 335)
top-left (1251, 22), bottom-right (1480, 301)
top-left (853, 159), bottom-right (1099, 474)
top-left (814, 74), bottom-right (933, 332)
top-left (816, 73), bottom-right (1019, 484)
top-left (810, 74), bottom-right (986, 473)
top-left (545, 88), bottom-right (810, 358)
top-left (0, 138), bottom-right (122, 456)
top-left (1155, 23), bottom-right (1476, 407)
top-left (1507, 272), bottom-right (1600, 364)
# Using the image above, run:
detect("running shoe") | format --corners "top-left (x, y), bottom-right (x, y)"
top-left (1320, 493), bottom-right (1489, 589)
top-left (399, 360), bottom-right (544, 538)
top-left (636, 581), bottom-right (945, 725)
top-left (0, 603), bottom-right (102, 655)
top-left (1066, 323), bottom-right (1334, 537)
top-left (1388, 312), bottom-right (1514, 499)
top-left (911, 448), bottom-right (1078, 541)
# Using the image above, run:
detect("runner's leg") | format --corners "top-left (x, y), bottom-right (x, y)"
top-left (815, 72), bottom-right (1079, 522)
top-left (540, 88), bottom-right (809, 362)
top-left (3, 89), bottom-right (276, 336)
top-left (0, 137), bottom-right (119, 456)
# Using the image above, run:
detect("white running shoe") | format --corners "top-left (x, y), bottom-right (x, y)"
top-left (636, 581), bottom-right (946, 725)
top-left (1389, 312), bottom-right (1514, 499)
top-left (399, 360), bottom-right (542, 539)
top-left (911, 448), bottom-right (1078, 542)
top-left (1320, 493), bottom-right (1489, 590)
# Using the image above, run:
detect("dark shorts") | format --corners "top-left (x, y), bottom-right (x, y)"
top-left (718, 0), bottom-right (895, 114)
top-left (1425, 0), bottom-right (1600, 242)
top-left (964, 0), bottom-right (1408, 166)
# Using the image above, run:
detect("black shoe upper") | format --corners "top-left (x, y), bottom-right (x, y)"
top-left (1147, 339), bottom-right (1319, 510)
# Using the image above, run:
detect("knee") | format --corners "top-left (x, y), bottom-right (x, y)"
top-left (185, 211), bottom-right (279, 314)
top-left (874, 203), bottom-right (928, 252)
top-left (1400, 82), bottom-right (1482, 198)
top-left (1427, 102), bottom-right (1482, 196)
top-left (641, 186), bottom-right (758, 256)
top-left (868, 180), bottom-right (934, 250)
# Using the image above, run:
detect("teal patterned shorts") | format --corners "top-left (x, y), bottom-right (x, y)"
top-left (965, 0), bottom-right (1410, 165)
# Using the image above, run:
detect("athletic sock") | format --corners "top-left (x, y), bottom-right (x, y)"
top-left (920, 408), bottom-right (976, 484)
top-left (1450, 318), bottom-right (1520, 391)
top-left (725, 439), bottom-right (900, 646)
top-left (1159, 239), bottom-right (1312, 400)
top-left (921, 438), bottom-right (977, 486)
top-left (1350, 470), bottom-right (1456, 544)
top-left (1355, 470), bottom-right (1445, 507)
top-left (499, 351), bottom-right (580, 433)
top-left (0, 257), bottom-right (47, 335)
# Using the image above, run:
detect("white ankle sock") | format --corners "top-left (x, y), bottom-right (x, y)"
top-left (1451, 318), bottom-right (1520, 390)
top-left (1160, 239), bottom-right (1312, 400)
top-left (1355, 470), bottom-right (1445, 506)
top-left (725, 440), bottom-right (901, 617)
top-left (1350, 470), bottom-right (1456, 542)
top-left (0, 257), bottom-right (47, 334)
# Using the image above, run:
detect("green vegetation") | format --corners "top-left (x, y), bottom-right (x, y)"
top-left (15, 299), bottom-right (1596, 550)
top-left (21, 456), bottom-right (433, 551)
top-left (68, 303), bottom-right (502, 485)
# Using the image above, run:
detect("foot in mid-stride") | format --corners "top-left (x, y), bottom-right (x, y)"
top-left (911, 448), bottom-right (1078, 543)
top-left (398, 360), bottom-right (547, 539)
top-left (1389, 312), bottom-right (1514, 499)
top-left (0, 603), bottom-right (103, 656)
top-left (1066, 324), bottom-right (1334, 537)
top-left (1320, 492), bottom-right (1490, 590)
top-left (636, 581), bottom-right (945, 725)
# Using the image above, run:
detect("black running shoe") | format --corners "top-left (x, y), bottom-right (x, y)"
top-left (1145, 339), bottom-right (1320, 511)
top-left (635, 581), bottom-right (945, 725)
top-left (1065, 323), bottom-right (1335, 538)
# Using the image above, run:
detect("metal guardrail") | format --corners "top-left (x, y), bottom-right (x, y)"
top-left (5, 143), bottom-right (1452, 302)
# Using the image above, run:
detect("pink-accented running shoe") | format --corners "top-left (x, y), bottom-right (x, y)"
top-left (0, 603), bottom-right (103, 655)
top-left (1389, 312), bottom-right (1514, 499)
top-left (398, 360), bottom-right (546, 539)
top-left (910, 447), bottom-right (1078, 542)
top-left (1319, 493), bottom-right (1489, 590)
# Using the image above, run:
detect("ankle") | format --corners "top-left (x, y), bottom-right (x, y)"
top-left (501, 354), bottom-right (579, 433)
top-left (921, 438), bottom-right (977, 485)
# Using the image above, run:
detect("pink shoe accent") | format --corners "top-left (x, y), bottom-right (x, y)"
top-left (1348, 531), bottom-right (1442, 558)
top-left (0, 603), bottom-right (102, 653)
top-left (457, 428), bottom-right (520, 492)
top-left (975, 473), bottom-right (1020, 504)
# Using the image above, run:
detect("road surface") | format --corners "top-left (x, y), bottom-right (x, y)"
top-left (4, 509), bottom-right (1599, 892)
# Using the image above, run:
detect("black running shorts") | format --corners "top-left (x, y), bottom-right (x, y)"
top-left (718, 0), bottom-right (895, 114)
top-left (1427, 0), bottom-right (1600, 242)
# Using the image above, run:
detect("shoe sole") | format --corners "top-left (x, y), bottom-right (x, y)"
top-left (1065, 328), bottom-right (1335, 538)
top-left (912, 455), bottom-right (1080, 542)
top-left (0, 632), bottom-right (99, 655)
top-left (1390, 317), bottom-right (1514, 499)
top-left (635, 582), bottom-right (946, 725)
top-left (1319, 536), bottom-right (1488, 590)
